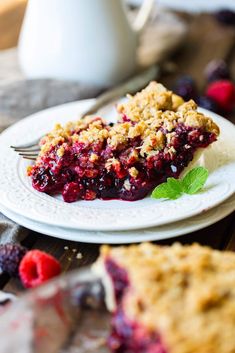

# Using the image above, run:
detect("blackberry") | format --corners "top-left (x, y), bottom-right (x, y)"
top-left (205, 59), bottom-right (230, 82)
top-left (174, 76), bottom-right (198, 101)
top-left (0, 243), bottom-right (27, 277)
top-left (215, 9), bottom-right (235, 26)
top-left (197, 96), bottom-right (218, 113)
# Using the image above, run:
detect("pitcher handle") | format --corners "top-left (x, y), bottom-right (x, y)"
top-left (133, 0), bottom-right (155, 33)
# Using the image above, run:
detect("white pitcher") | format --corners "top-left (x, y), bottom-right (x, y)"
top-left (18, 0), bottom-right (154, 86)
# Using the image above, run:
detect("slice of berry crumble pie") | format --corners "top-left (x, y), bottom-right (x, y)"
top-left (28, 82), bottom-right (219, 202)
top-left (93, 242), bottom-right (235, 353)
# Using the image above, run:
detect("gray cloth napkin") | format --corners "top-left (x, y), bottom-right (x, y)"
top-left (0, 214), bottom-right (29, 245)
top-left (0, 78), bottom-right (101, 133)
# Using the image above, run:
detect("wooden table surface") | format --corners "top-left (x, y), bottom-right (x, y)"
top-left (0, 6), bottom-right (234, 295)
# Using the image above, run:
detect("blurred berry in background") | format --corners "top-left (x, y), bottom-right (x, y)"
top-left (215, 9), bottom-right (235, 26)
top-left (205, 59), bottom-right (230, 82)
top-left (174, 76), bottom-right (198, 101)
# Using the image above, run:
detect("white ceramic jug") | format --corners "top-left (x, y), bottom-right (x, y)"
top-left (18, 0), bottom-right (154, 86)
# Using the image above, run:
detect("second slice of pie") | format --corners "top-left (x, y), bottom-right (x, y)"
top-left (93, 242), bottom-right (235, 353)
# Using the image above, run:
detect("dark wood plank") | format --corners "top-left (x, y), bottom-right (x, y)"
top-left (227, 44), bottom-right (235, 125)
top-left (224, 214), bottom-right (235, 251)
top-left (4, 213), bottom-right (235, 295)
top-left (158, 213), bottom-right (235, 250)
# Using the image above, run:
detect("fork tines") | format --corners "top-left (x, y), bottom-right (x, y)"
top-left (10, 138), bottom-right (40, 160)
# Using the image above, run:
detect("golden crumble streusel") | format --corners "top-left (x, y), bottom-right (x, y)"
top-left (117, 82), bottom-right (219, 136)
top-left (38, 82), bottom-right (219, 160)
top-left (98, 243), bottom-right (235, 353)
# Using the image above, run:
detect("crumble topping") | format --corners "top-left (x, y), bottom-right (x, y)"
top-left (118, 82), bottom-right (173, 121)
top-left (89, 153), bottom-right (99, 163)
top-left (57, 145), bottom-right (65, 157)
top-left (37, 82), bottom-right (219, 163)
top-left (140, 130), bottom-right (166, 157)
top-left (39, 117), bottom-right (108, 156)
top-left (128, 167), bottom-right (139, 178)
top-left (172, 93), bottom-right (184, 110)
top-left (105, 158), bottom-right (119, 171)
top-left (123, 179), bottom-right (131, 190)
top-left (98, 243), bottom-right (235, 353)
top-left (117, 82), bottom-right (219, 136)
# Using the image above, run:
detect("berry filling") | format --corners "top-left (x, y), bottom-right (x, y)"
top-left (29, 121), bottom-right (216, 203)
top-left (28, 82), bottom-right (219, 203)
top-left (105, 259), bottom-right (167, 353)
top-left (105, 259), bottom-right (129, 304)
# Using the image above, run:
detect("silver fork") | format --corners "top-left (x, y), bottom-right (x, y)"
top-left (10, 65), bottom-right (159, 160)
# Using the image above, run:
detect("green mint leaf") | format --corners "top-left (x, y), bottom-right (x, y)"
top-left (151, 167), bottom-right (209, 201)
top-left (182, 166), bottom-right (209, 195)
top-left (167, 177), bottom-right (183, 194)
top-left (151, 178), bottom-right (182, 200)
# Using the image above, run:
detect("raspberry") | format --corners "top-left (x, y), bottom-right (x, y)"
top-left (19, 250), bottom-right (61, 288)
top-left (62, 182), bottom-right (83, 203)
top-left (0, 243), bottom-right (27, 277)
top-left (205, 59), bottom-right (230, 82)
top-left (206, 80), bottom-right (235, 112)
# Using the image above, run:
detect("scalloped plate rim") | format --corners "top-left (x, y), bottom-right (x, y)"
top-left (0, 100), bottom-right (234, 231)
top-left (0, 193), bottom-right (234, 243)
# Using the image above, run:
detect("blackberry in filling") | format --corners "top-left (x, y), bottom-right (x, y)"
top-left (108, 309), bottom-right (167, 353)
top-left (105, 259), bottom-right (167, 353)
top-left (28, 82), bottom-right (219, 202)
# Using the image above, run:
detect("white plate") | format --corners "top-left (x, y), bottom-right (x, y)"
top-left (0, 194), bottom-right (234, 244)
top-left (0, 100), bottom-right (234, 231)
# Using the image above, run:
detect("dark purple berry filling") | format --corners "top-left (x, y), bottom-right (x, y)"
top-left (105, 259), bottom-right (167, 353)
top-left (105, 259), bottom-right (129, 304)
top-left (29, 122), bottom-right (216, 203)
top-left (108, 309), bottom-right (167, 353)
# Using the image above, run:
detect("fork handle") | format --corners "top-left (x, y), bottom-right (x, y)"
top-left (80, 65), bottom-right (159, 119)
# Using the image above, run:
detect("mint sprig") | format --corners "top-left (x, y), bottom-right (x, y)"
top-left (182, 167), bottom-right (209, 194)
top-left (151, 167), bottom-right (209, 200)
